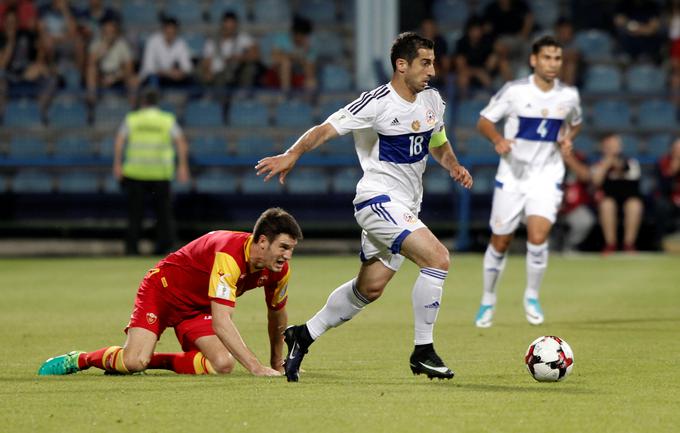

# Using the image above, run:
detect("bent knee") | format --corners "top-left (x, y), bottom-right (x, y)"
top-left (123, 354), bottom-right (150, 373)
top-left (210, 354), bottom-right (235, 374)
top-left (425, 243), bottom-right (450, 271)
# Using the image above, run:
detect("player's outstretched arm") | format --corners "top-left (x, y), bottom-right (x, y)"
top-left (267, 307), bottom-right (288, 372)
top-left (430, 141), bottom-right (473, 189)
top-left (255, 123), bottom-right (339, 184)
top-left (211, 301), bottom-right (281, 377)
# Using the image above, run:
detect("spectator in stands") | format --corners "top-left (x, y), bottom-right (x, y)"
top-left (453, 15), bottom-right (510, 97)
top-left (113, 88), bottom-right (190, 256)
top-left (0, 7), bottom-right (56, 116)
top-left (139, 16), bottom-right (193, 90)
top-left (76, 0), bottom-right (117, 42)
top-left (669, 0), bottom-right (680, 104)
top-left (613, 0), bottom-right (663, 63)
top-left (38, 0), bottom-right (85, 73)
top-left (200, 11), bottom-right (263, 89)
top-left (266, 15), bottom-right (317, 93)
top-left (0, 0), bottom-right (38, 31)
top-left (482, 0), bottom-right (534, 76)
top-left (655, 137), bottom-right (680, 239)
top-left (419, 17), bottom-right (449, 90)
top-left (558, 148), bottom-right (595, 253)
top-left (591, 133), bottom-right (644, 254)
top-left (85, 12), bottom-right (136, 108)
top-left (554, 17), bottom-right (580, 86)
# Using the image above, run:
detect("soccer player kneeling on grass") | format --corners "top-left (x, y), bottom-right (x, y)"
top-left (38, 208), bottom-right (302, 377)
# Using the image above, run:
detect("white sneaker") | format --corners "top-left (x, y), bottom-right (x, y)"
top-left (524, 298), bottom-right (544, 325)
top-left (474, 304), bottom-right (495, 328)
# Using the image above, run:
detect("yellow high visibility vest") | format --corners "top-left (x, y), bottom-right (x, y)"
top-left (122, 107), bottom-right (176, 181)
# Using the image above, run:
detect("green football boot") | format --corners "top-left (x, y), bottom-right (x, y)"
top-left (38, 351), bottom-right (83, 375)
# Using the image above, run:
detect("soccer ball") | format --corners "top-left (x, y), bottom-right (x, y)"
top-left (524, 336), bottom-right (574, 382)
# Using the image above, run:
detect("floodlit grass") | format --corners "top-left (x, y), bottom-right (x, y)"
top-left (1, 254), bottom-right (679, 433)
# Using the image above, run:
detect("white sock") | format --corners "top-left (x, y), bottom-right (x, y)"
top-left (525, 241), bottom-right (548, 300)
top-left (412, 268), bottom-right (447, 345)
top-left (306, 279), bottom-right (369, 340)
top-left (482, 244), bottom-right (507, 306)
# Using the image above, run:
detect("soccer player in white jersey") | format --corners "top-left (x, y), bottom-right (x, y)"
top-left (256, 32), bottom-right (473, 381)
top-left (474, 35), bottom-right (582, 328)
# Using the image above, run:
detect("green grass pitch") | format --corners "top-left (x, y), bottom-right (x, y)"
top-left (1, 254), bottom-right (679, 432)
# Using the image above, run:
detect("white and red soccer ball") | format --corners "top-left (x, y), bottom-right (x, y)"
top-left (525, 336), bottom-right (574, 382)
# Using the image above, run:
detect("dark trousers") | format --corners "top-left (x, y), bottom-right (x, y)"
top-left (122, 177), bottom-right (175, 255)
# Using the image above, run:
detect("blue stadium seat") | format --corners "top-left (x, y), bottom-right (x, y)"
top-left (234, 136), bottom-right (276, 157)
top-left (121, 0), bottom-right (158, 26)
top-left (164, 0), bottom-right (204, 26)
top-left (592, 100), bottom-right (631, 129)
top-left (9, 137), bottom-right (47, 158)
top-left (286, 168), bottom-right (330, 194)
top-left (94, 97), bottom-right (128, 128)
top-left (98, 137), bottom-right (115, 160)
top-left (331, 167), bottom-right (360, 193)
top-left (620, 134), bottom-right (640, 156)
top-left (646, 134), bottom-right (672, 157)
top-left (470, 166), bottom-right (497, 195)
top-left (298, 0), bottom-right (336, 23)
top-left (228, 100), bottom-right (269, 127)
top-left (192, 136), bottom-right (228, 157)
top-left (183, 32), bottom-right (206, 58)
top-left (172, 178), bottom-right (193, 194)
top-left (312, 31), bottom-right (344, 60)
top-left (48, 99), bottom-right (88, 128)
top-left (210, 0), bottom-right (248, 23)
top-left (240, 170), bottom-right (283, 194)
top-left (252, 0), bottom-right (290, 24)
top-left (185, 99), bottom-right (224, 127)
top-left (321, 64), bottom-right (352, 92)
top-left (530, 0), bottom-right (559, 29)
top-left (583, 65), bottom-right (622, 93)
top-left (4, 99), bottom-right (41, 127)
top-left (455, 99), bottom-right (486, 129)
top-left (574, 134), bottom-right (598, 156)
top-left (12, 170), bottom-right (53, 193)
top-left (626, 64), bottom-right (666, 94)
top-left (432, 0), bottom-right (469, 29)
top-left (195, 169), bottom-right (239, 193)
top-left (324, 134), bottom-right (355, 156)
top-left (102, 175), bottom-right (122, 194)
top-left (58, 172), bottom-right (100, 193)
top-left (274, 100), bottom-right (313, 127)
top-left (637, 100), bottom-right (677, 130)
top-left (53, 137), bottom-right (95, 158)
top-left (462, 135), bottom-right (496, 158)
top-left (424, 169), bottom-right (453, 194)
top-left (317, 99), bottom-right (345, 122)
top-left (574, 30), bottom-right (613, 62)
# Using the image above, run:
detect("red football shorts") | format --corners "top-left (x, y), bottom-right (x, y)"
top-left (174, 314), bottom-right (215, 352)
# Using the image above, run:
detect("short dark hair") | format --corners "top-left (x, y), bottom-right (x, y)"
top-left (292, 15), bottom-right (312, 35)
top-left (253, 208), bottom-right (303, 243)
top-left (531, 35), bottom-right (562, 54)
top-left (140, 88), bottom-right (159, 106)
top-left (222, 11), bottom-right (238, 22)
top-left (161, 16), bottom-right (179, 27)
top-left (390, 32), bottom-right (434, 71)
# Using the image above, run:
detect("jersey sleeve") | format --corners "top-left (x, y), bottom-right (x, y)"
top-left (480, 83), bottom-right (513, 123)
top-left (264, 267), bottom-right (290, 311)
top-left (208, 252), bottom-right (242, 307)
top-left (325, 91), bottom-right (379, 135)
top-left (567, 89), bottom-right (583, 126)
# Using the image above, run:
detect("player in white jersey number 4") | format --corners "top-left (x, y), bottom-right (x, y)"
top-left (256, 32), bottom-right (472, 381)
top-left (474, 36), bottom-right (582, 328)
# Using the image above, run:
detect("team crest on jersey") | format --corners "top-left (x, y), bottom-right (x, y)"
top-left (403, 212), bottom-right (417, 224)
top-left (541, 108), bottom-right (549, 117)
top-left (426, 109), bottom-right (436, 125)
top-left (146, 312), bottom-right (157, 325)
top-left (411, 120), bottom-right (421, 131)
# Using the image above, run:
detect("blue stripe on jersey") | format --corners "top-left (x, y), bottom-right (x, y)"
top-left (515, 117), bottom-right (563, 142)
top-left (349, 86), bottom-right (390, 115)
top-left (378, 130), bottom-right (433, 164)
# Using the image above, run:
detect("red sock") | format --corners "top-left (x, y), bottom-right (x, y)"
top-left (148, 351), bottom-right (215, 374)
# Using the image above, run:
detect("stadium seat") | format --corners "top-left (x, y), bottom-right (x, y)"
top-left (234, 136), bottom-right (276, 157)
top-left (94, 97), bottom-right (129, 128)
top-left (462, 135), bottom-right (496, 158)
top-left (583, 65), bottom-right (622, 93)
top-left (240, 170), bottom-right (283, 194)
top-left (121, 0), bottom-right (159, 27)
top-left (312, 31), bottom-right (344, 60)
top-left (574, 134), bottom-right (598, 156)
top-left (48, 99), bottom-right (88, 128)
top-left (331, 167), bottom-right (360, 193)
top-left (574, 30), bottom-right (613, 62)
top-left (195, 169), bottom-right (239, 193)
top-left (324, 134), bottom-right (355, 156)
top-left (298, 0), bottom-right (336, 23)
top-left (626, 64), bottom-right (666, 94)
top-left (286, 168), bottom-right (330, 194)
top-left (424, 168), bottom-right (453, 194)
top-left (620, 134), bottom-right (640, 156)
top-left (101, 175), bottom-right (122, 194)
top-left (317, 99), bottom-right (345, 122)
top-left (12, 170), bottom-right (53, 193)
top-left (210, 0), bottom-right (248, 23)
top-left (191, 135), bottom-right (228, 157)
top-left (274, 100), bottom-right (313, 127)
top-left (252, 0), bottom-right (290, 24)
top-left (530, 0), bottom-right (559, 29)
top-left (98, 137), bottom-right (115, 160)
top-left (228, 100), bottom-right (269, 127)
top-left (185, 99), bottom-right (224, 127)
top-left (320, 64), bottom-right (352, 92)
top-left (164, 0), bottom-right (204, 26)
top-left (53, 137), bottom-right (95, 158)
top-left (432, 0), bottom-right (469, 29)
top-left (183, 32), bottom-right (206, 59)
top-left (9, 137), bottom-right (47, 159)
top-left (172, 178), bottom-right (193, 194)
top-left (58, 172), bottom-right (100, 193)
top-left (4, 99), bottom-right (41, 127)
top-left (646, 134), bottom-right (672, 157)
top-left (470, 166), bottom-right (497, 195)
top-left (591, 100), bottom-right (631, 129)
top-left (454, 99), bottom-right (486, 129)
top-left (637, 100), bottom-right (678, 130)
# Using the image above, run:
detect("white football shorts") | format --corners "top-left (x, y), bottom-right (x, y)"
top-left (353, 194), bottom-right (426, 271)
top-left (489, 180), bottom-right (564, 235)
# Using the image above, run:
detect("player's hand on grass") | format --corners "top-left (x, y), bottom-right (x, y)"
top-left (450, 164), bottom-right (473, 189)
top-left (252, 365), bottom-right (282, 377)
top-left (255, 152), bottom-right (299, 184)
top-left (493, 138), bottom-right (513, 155)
